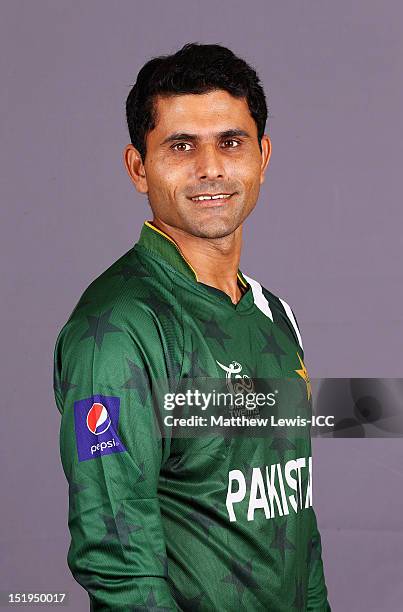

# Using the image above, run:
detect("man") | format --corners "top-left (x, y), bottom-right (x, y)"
top-left (53, 42), bottom-right (331, 611)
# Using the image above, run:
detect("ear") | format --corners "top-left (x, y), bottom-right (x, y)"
top-left (259, 134), bottom-right (272, 184)
top-left (123, 144), bottom-right (148, 193)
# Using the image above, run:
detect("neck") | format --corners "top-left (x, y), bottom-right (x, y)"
top-left (151, 217), bottom-right (243, 304)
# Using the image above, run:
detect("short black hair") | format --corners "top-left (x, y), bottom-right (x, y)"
top-left (125, 42), bottom-right (268, 161)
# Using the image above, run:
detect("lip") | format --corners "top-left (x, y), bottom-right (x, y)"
top-left (188, 193), bottom-right (236, 207)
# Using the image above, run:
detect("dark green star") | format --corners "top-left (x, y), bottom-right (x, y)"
top-left (74, 572), bottom-right (100, 591)
top-left (259, 328), bottom-right (287, 369)
top-left (221, 435), bottom-right (233, 454)
top-left (155, 553), bottom-right (169, 578)
top-left (269, 521), bottom-right (296, 564)
top-left (74, 298), bottom-right (92, 311)
top-left (132, 589), bottom-right (171, 611)
top-left (122, 358), bottom-right (151, 404)
top-left (292, 577), bottom-right (305, 611)
top-left (222, 559), bottom-right (260, 600)
top-left (167, 355), bottom-right (182, 380)
top-left (53, 374), bottom-right (77, 400)
top-left (170, 584), bottom-right (204, 611)
top-left (80, 307), bottom-right (122, 349)
top-left (307, 534), bottom-right (322, 566)
top-left (136, 461), bottom-right (146, 483)
top-left (269, 434), bottom-right (296, 463)
top-left (112, 261), bottom-right (150, 281)
top-left (69, 479), bottom-right (88, 496)
top-left (183, 349), bottom-right (209, 378)
top-left (100, 504), bottom-right (142, 546)
top-left (185, 500), bottom-right (216, 536)
top-left (200, 318), bottom-right (231, 350)
top-left (68, 479), bottom-right (89, 513)
top-left (146, 293), bottom-right (173, 318)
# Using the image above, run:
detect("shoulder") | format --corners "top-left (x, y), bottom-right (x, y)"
top-left (242, 272), bottom-right (304, 352)
top-left (54, 246), bottom-right (170, 356)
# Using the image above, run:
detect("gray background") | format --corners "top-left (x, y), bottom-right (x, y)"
top-left (1, 1), bottom-right (402, 610)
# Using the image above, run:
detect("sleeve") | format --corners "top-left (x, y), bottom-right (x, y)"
top-left (53, 307), bottom-right (179, 611)
top-left (290, 307), bottom-right (332, 612)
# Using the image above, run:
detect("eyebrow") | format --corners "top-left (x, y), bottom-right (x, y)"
top-left (160, 128), bottom-right (251, 146)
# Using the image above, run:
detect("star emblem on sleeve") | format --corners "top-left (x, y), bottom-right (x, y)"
top-left (100, 504), bottom-right (142, 546)
top-left (112, 261), bottom-right (150, 281)
top-left (80, 307), bottom-right (122, 349)
top-left (131, 589), bottom-right (172, 611)
top-left (122, 357), bottom-right (151, 404)
top-left (53, 373), bottom-right (77, 400)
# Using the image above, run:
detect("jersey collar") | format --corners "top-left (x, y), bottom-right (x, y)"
top-left (136, 220), bottom-right (250, 291)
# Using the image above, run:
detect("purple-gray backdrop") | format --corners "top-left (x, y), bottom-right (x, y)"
top-left (1, 1), bottom-right (402, 610)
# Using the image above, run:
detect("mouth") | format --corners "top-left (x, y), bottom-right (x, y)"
top-left (188, 192), bottom-right (236, 207)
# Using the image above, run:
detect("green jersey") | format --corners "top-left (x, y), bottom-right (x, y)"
top-left (53, 220), bottom-right (331, 611)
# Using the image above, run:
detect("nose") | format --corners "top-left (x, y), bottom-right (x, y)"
top-left (195, 143), bottom-right (225, 180)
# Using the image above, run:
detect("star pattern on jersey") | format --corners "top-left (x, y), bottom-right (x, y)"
top-left (74, 298), bottom-right (92, 311)
top-left (53, 374), bottom-right (77, 400)
top-left (170, 584), bottom-right (204, 611)
top-left (295, 352), bottom-right (312, 401)
top-left (112, 261), bottom-right (150, 281)
top-left (269, 433), bottom-right (296, 463)
top-left (221, 435), bottom-right (233, 454)
top-left (74, 571), bottom-right (100, 591)
top-left (146, 292), bottom-right (173, 318)
top-left (185, 499), bottom-right (216, 536)
top-left (155, 552), bottom-right (169, 578)
top-left (200, 317), bottom-right (231, 350)
top-left (136, 461), bottom-right (146, 483)
top-left (100, 504), bottom-right (142, 546)
top-left (122, 358), bottom-right (151, 404)
top-left (68, 479), bottom-right (89, 513)
top-left (184, 348), bottom-right (210, 378)
top-left (292, 577), bottom-right (305, 611)
top-left (131, 589), bottom-right (171, 612)
top-left (307, 534), bottom-right (322, 567)
top-left (259, 328), bottom-right (287, 369)
top-left (269, 521), bottom-right (296, 564)
top-left (167, 355), bottom-right (182, 379)
top-left (80, 307), bottom-right (122, 349)
top-left (222, 559), bottom-right (260, 600)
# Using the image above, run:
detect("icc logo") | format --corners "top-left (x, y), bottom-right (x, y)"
top-left (216, 360), bottom-right (255, 395)
top-left (86, 402), bottom-right (112, 435)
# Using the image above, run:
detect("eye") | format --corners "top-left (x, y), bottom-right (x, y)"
top-left (172, 142), bottom-right (193, 152)
top-left (222, 139), bottom-right (241, 148)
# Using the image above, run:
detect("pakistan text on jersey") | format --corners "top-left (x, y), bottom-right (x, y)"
top-left (226, 456), bottom-right (312, 522)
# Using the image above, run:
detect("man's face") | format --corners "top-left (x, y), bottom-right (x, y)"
top-left (127, 89), bottom-right (271, 238)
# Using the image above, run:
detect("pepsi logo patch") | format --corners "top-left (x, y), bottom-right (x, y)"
top-left (73, 395), bottom-right (126, 462)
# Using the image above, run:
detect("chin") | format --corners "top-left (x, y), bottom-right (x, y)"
top-left (185, 219), bottom-right (240, 239)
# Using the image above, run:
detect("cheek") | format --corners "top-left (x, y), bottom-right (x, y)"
top-left (153, 158), bottom-right (186, 190)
